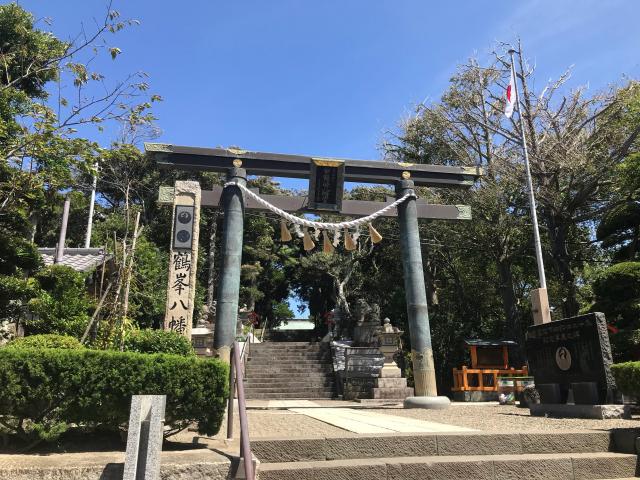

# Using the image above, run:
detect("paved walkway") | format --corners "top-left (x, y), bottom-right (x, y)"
top-left (288, 407), bottom-right (476, 434)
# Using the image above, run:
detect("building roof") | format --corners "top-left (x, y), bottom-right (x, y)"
top-left (464, 339), bottom-right (519, 347)
top-left (38, 248), bottom-right (112, 272)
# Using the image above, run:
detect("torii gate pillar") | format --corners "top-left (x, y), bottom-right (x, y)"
top-left (396, 178), bottom-right (450, 409)
top-left (213, 167), bottom-right (246, 362)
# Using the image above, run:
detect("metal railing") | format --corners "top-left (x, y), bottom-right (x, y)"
top-left (227, 340), bottom-right (254, 480)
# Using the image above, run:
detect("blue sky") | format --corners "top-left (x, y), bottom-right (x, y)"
top-left (19, 0), bottom-right (640, 162)
top-left (16, 0), bottom-right (640, 317)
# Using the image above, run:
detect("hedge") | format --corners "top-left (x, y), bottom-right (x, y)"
top-left (0, 346), bottom-right (228, 444)
top-left (611, 361), bottom-right (640, 397)
top-left (6, 334), bottom-right (84, 350)
top-left (123, 329), bottom-right (195, 356)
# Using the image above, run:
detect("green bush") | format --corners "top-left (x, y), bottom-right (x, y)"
top-left (123, 329), bottom-right (195, 356)
top-left (592, 262), bottom-right (640, 329)
top-left (0, 347), bottom-right (228, 446)
top-left (6, 334), bottom-right (84, 350)
top-left (25, 265), bottom-right (93, 338)
top-left (611, 361), bottom-right (640, 397)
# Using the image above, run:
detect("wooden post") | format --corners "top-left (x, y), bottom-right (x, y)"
top-left (164, 181), bottom-right (201, 338)
top-left (531, 287), bottom-right (552, 325)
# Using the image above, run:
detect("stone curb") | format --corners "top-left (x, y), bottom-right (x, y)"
top-left (251, 431), bottom-right (613, 463)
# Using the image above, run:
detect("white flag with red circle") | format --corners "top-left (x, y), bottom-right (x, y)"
top-left (504, 65), bottom-right (516, 118)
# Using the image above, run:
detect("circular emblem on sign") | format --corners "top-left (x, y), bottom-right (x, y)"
top-left (233, 158), bottom-right (243, 167)
top-left (402, 171), bottom-right (411, 179)
top-left (177, 230), bottom-right (191, 243)
top-left (555, 346), bottom-right (572, 371)
top-left (177, 211), bottom-right (192, 224)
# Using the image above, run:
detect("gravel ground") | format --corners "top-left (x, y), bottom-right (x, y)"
top-left (208, 409), bottom-right (347, 439)
top-left (198, 402), bottom-right (640, 440)
top-left (368, 404), bottom-right (640, 432)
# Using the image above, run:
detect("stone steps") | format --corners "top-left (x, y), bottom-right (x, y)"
top-left (245, 381), bottom-right (336, 388)
top-left (244, 341), bottom-right (336, 400)
top-left (252, 431), bottom-right (639, 479)
top-left (245, 391), bottom-right (336, 399)
top-left (248, 355), bottom-right (332, 362)
top-left (246, 373), bottom-right (334, 380)
top-left (257, 453), bottom-right (637, 480)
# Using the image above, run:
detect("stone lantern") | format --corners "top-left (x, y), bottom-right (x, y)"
top-left (372, 318), bottom-right (414, 400)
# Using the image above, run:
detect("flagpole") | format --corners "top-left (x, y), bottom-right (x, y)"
top-left (509, 49), bottom-right (547, 291)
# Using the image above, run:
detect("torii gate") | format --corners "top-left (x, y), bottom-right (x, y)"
top-left (146, 143), bottom-right (481, 408)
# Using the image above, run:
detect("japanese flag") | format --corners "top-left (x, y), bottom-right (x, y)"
top-left (504, 65), bottom-right (516, 118)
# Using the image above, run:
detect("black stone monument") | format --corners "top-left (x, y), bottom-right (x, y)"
top-left (525, 312), bottom-right (616, 404)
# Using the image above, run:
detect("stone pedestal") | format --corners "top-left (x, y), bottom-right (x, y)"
top-left (372, 362), bottom-right (414, 399)
top-left (372, 318), bottom-right (413, 400)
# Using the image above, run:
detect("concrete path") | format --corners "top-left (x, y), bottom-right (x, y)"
top-left (289, 407), bottom-right (477, 434)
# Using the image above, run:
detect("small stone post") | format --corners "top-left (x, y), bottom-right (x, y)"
top-left (213, 166), bottom-right (246, 362)
top-left (164, 181), bottom-right (201, 338)
top-left (123, 395), bottom-right (166, 480)
top-left (396, 178), bottom-right (449, 409)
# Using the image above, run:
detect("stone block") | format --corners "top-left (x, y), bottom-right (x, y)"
top-left (372, 387), bottom-right (414, 399)
top-left (530, 403), bottom-right (631, 419)
top-left (571, 452), bottom-right (638, 479)
top-left (323, 434), bottom-right (437, 460)
top-left (572, 382), bottom-right (600, 405)
top-left (251, 438), bottom-right (326, 463)
top-left (379, 366), bottom-right (402, 378)
top-left (537, 383), bottom-right (564, 404)
top-left (437, 433), bottom-right (521, 456)
top-left (386, 457), bottom-right (493, 480)
top-left (520, 431), bottom-right (611, 454)
top-left (258, 459), bottom-right (387, 480)
top-left (375, 377), bottom-right (407, 388)
top-left (492, 455), bottom-right (574, 479)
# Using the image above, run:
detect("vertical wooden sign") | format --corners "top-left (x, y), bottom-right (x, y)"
top-left (164, 181), bottom-right (201, 338)
top-left (308, 158), bottom-right (345, 212)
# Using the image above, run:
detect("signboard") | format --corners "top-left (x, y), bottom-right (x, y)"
top-left (173, 205), bottom-right (194, 249)
top-left (308, 158), bottom-right (345, 212)
top-left (525, 312), bottom-right (615, 404)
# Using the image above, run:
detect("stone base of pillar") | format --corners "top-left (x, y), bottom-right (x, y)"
top-left (215, 346), bottom-right (231, 364)
top-left (403, 396), bottom-right (451, 409)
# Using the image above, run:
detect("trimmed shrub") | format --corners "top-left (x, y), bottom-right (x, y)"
top-left (123, 329), bottom-right (195, 356)
top-left (0, 347), bottom-right (228, 445)
top-left (611, 361), bottom-right (640, 397)
top-left (6, 334), bottom-right (84, 350)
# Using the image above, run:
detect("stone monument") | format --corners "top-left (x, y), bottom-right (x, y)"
top-left (526, 312), bottom-right (628, 419)
top-left (163, 181), bottom-right (201, 338)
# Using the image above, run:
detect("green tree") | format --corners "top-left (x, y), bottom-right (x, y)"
top-left (25, 265), bottom-right (94, 337)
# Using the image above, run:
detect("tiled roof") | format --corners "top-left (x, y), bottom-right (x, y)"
top-left (38, 248), bottom-right (112, 272)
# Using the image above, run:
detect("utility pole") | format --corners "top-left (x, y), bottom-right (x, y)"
top-left (509, 49), bottom-right (551, 324)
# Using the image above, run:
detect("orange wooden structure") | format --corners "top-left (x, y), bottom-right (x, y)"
top-left (452, 339), bottom-right (528, 393)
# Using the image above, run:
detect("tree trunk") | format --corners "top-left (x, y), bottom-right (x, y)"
top-left (546, 213), bottom-right (579, 317)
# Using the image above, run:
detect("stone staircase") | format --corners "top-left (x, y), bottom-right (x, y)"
top-left (244, 342), bottom-right (337, 400)
top-left (251, 431), bottom-right (640, 479)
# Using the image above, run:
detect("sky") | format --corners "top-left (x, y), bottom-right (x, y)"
top-left (16, 0), bottom-right (640, 317)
